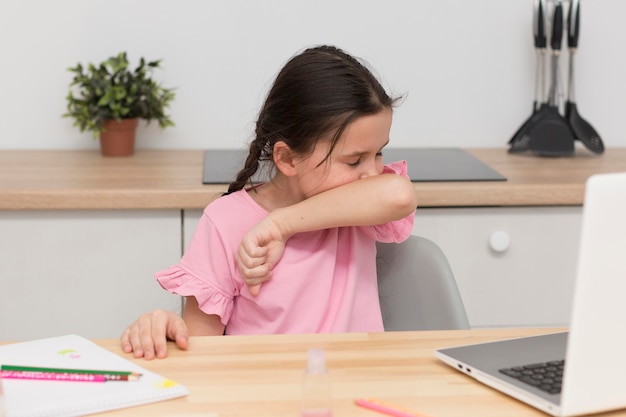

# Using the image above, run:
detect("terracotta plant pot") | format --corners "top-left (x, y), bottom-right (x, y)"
top-left (99, 118), bottom-right (139, 157)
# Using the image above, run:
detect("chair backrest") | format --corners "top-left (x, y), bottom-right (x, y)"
top-left (376, 235), bottom-right (470, 331)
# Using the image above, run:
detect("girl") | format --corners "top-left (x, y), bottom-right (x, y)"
top-left (121, 45), bottom-right (418, 359)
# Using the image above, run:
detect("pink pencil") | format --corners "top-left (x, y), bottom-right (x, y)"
top-left (1, 370), bottom-right (106, 383)
top-left (355, 398), bottom-right (432, 417)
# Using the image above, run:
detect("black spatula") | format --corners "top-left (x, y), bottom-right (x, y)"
top-left (527, 0), bottom-right (575, 156)
top-left (565, 0), bottom-right (604, 154)
top-left (509, 0), bottom-right (547, 153)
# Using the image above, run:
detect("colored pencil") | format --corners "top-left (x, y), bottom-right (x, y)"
top-left (1, 370), bottom-right (107, 383)
top-left (355, 398), bottom-right (432, 417)
top-left (0, 365), bottom-right (141, 380)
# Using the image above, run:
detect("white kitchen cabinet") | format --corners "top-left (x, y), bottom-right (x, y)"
top-left (0, 210), bottom-right (182, 341)
top-left (413, 206), bottom-right (583, 328)
top-left (185, 206), bottom-right (583, 328)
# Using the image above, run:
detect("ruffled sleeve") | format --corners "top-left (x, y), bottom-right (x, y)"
top-left (365, 159), bottom-right (416, 243)
top-left (156, 265), bottom-right (235, 325)
top-left (153, 205), bottom-right (245, 326)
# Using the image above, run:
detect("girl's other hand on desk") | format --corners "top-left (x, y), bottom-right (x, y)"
top-left (120, 310), bottom-right (189, 360)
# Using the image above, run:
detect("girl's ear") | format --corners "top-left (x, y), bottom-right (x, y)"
top-left (273, 141), bottom-right (297, 176)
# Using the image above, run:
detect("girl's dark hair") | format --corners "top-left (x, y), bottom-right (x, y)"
top-left (225, 45), bottom-right (399, 195)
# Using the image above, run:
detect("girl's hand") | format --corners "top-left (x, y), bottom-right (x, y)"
top-left (120, 310), bottom-right (189, 360)
top-left (237, 216), bottom-right (287, 295)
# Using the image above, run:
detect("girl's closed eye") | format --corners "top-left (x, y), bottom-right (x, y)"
top-left (348, 158), bottom-right (361, 167)
top-left (348, 151), bottom-right (383, 167)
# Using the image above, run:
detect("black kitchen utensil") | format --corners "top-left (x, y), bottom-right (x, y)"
top-left (509, 0), bottom-right (547, 153)
top-left (526, 0), bottom-right (575, 156)
top-left (565, 0), bottom-right (604, 154)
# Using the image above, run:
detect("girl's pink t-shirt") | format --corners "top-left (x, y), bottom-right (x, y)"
top-left (156, 161), bottom-right (415, 334)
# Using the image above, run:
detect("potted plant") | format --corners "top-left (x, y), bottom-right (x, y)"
top-left (64, 52), bottom-right (175, 156)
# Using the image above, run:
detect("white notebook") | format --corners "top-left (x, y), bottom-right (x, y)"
top-left (0, 334), bottom-right (189, 417)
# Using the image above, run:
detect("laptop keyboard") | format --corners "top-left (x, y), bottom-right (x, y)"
top-left (499, 360), bottom-right (564, 394)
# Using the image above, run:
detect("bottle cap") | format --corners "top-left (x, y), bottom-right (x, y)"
top-left (307, 348), bottom-right (327, 374)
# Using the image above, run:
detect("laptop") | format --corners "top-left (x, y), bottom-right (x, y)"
top-left (435, 172), bottom-right (626, 417)
top-left (202, 148), bottom-right (506, 184)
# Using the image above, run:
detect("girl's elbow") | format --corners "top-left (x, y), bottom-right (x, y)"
top-left (388, 175), bottom-right (418, 215)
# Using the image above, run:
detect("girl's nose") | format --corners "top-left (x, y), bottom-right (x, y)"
top-left (360, 158), bottom-right (383, 179)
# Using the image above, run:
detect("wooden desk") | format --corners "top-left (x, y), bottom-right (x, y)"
top-left (1, 147), bottom-right (625, 209)
top-left (90, 329), bottom-right (626, 417)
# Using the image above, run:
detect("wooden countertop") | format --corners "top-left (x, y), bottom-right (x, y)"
top-left (0, 147), bottom-right (625, 210)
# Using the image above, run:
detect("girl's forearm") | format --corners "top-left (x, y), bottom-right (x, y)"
top-left (183, 297), bottom-right (225, 336)
top-left (271, 174), bottom-right (417, 238)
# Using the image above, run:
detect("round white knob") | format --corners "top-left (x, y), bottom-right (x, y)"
top-left (489, 231), bottom-right (510, 253)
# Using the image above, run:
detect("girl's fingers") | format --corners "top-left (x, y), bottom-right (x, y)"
top-left (248, 284), bottom-right (262, 296)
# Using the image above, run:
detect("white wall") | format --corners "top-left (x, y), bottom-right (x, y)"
top-left (1, 0), bottom-right (623, 151)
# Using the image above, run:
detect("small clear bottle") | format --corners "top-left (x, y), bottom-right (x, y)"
top-left (301, 348), bottom-right (333, 417)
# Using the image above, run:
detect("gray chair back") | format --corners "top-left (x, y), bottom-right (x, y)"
top-left (377, 235), bottom-right (470, 331)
